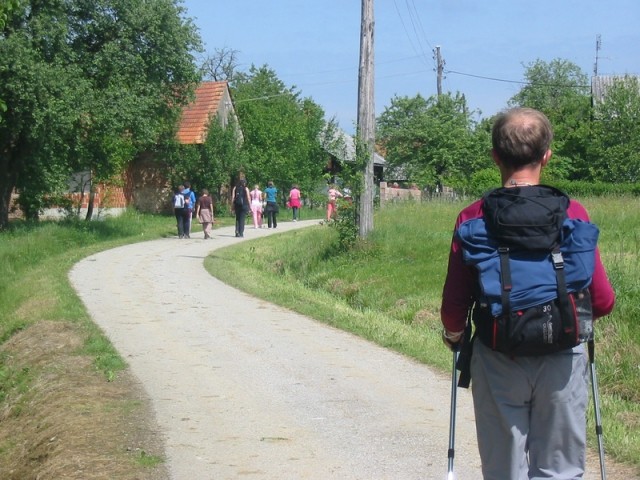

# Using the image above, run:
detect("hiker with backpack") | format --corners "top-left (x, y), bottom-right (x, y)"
top-left (172, 185), bottom-right (186, 238)
top-left (231, 178), bottom-right (251, 237)
top-left (181, 181), bottom-right (196, 239)
top-left (440, 108), bottom-right (615, 480)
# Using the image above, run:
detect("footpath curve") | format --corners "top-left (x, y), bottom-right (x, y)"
top-left (69, 220), bottom-right (482, 479)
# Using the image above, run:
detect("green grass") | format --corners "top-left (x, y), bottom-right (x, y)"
top-left (206, 198), bottom-right (640, 470)
top-left (1, 201), bottom-right (638, 472)
top-left (134, 450), bottom-right (164, 468)
top-left (0, 211), bottom-right (179, 366)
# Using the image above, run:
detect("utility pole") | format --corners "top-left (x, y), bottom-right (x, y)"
top-left (434, 45), bottom-right (445, 96)
top-left (357, 0), bottom-right (375, 237)
top-left (593, 34), bottom-right (602, 76)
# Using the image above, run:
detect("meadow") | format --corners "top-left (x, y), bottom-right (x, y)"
top-left (206, 197), bottom-right (640, 470)
top-left (0, 199), bottom-right (637, 476)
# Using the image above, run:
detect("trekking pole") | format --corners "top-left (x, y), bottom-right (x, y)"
top-left (588, 337), bottom-right (607, 480)
top-left (447, 348), bottom-right (459, 480)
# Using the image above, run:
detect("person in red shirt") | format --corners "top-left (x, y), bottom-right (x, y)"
top-left (440, 108), bottom-right (615, 480)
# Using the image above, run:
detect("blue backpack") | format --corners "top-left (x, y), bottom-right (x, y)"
top-left (457, 185), bottom-right (598, 356)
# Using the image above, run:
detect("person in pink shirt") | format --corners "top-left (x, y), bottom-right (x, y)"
top-left (326, 185), bottom-right (343, 221)
top-left (288, 184), bottom-right (302, 221)
top-left (249, 184), bottom-right (263, 229)
top-left (441, 108), bottom-right (615, 480)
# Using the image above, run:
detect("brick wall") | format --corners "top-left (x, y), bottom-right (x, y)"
top-left (379, 181), bottom-right (422, 206)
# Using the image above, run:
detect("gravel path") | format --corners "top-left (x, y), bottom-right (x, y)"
top-left (69, 220), bottom-right (484, 479)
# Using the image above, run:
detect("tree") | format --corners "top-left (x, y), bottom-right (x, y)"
top-left (587, 76), bottom-right (640, 182)
top-left (231, 65), bottom-right (326, 201)
top-left (0, 0), bottom-right (201, 227)
top-left (169, 115), bottom-right (243, 204)
top-left (0, 0), bottom-right (19, 117)
top-left (509, 59), bottom-right (591, 179)
top-left (377, 92), bottom-right (490, 188)
top-left (200, 47), bottom-right (240, 82)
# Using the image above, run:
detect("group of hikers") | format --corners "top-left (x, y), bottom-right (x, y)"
top-left (230, 179), bottom-right (290, 237)
top-left (171, 181), bottom-right (213, 239)
top-left (172, 178), bottom-right (353, 239)
top-left (171, 179), bottom-right (304, 239)
top-left (171, 107), bottom-right (615, 480)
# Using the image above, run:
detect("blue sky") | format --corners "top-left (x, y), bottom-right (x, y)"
top-left (180, 0), bottom-right (639, 133)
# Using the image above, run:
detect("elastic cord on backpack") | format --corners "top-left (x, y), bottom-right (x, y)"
top-left (551, 247), bottom-right (577, 342)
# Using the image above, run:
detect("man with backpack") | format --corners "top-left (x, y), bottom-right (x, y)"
top-left (440, 108), bottom-right (615, 479)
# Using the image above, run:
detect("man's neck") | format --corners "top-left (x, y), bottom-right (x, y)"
top-left (502, 169), bottom-right (541, 188)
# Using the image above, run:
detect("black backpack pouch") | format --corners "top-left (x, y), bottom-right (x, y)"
top-left (472, 289), bottom-right (591, 356)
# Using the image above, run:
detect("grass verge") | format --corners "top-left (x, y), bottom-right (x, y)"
top-left (206, 198), bottom-right (640, 473)
top-left (0, 210), bottom-right (186, 479)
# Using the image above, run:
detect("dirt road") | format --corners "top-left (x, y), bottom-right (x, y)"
top-left (68, 220), bottom-right (480, 479)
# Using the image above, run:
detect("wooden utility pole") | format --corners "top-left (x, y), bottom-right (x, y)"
top-left (357, 0), bottom-right (375, 237)
top-left (434, 45), bottom-right (444, 96)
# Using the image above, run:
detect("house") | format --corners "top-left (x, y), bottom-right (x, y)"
top-left (128, 81), bottom-right (241, 213)
top-left (176, 81), bottom-right (241, 144)
top-left (321, 127), bottom-right (386, 183)
top-left (11, 81), bottom-right (240, 220)
top-left (591, 75), bottom-right (640, 108)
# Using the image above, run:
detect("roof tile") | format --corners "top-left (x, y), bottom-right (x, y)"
top-left (176, 81), bottom-right (228, 144)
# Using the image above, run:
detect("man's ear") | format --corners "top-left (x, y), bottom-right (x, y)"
top-left (491, 149), bottom-right (501, 166)
top-left (541, 149), bottom-right (552, 167)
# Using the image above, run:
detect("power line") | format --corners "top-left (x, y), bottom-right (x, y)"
top-left (392, 0), bottom-right (432, 69)
top-left (403, 0), bottom-right (433, 68)
top-left (445, 69), bottom-right (590, 89)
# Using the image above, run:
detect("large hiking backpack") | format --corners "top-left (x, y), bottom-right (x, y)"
top-left (234, 186), bottom-right (245, 207)
top-left (182, 190), bottom-right (194, 210)
top-left (457, 185), bottom-right (598, 356)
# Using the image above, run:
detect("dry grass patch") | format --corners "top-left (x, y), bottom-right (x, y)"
top-left (0, 321), bottom-right (168, 480)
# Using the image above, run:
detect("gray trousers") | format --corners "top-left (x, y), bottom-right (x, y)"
top-left (471, 340), bottom-right (589, 480)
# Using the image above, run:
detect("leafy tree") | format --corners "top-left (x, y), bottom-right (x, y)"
top-left (587, 76), bottom-right (640, 182)
top-left (0, 0), bottom-right (18, 116)
top-left (377, 92), bottom-right (490, 188)
top-left (508, 59), bottom-right (591, 179)
top-left (231, 65), bottom-right (326, 203)
top-left (168, 115), bottom-right (243, 207)
top-left (0, 0), bottom-right (201, 227)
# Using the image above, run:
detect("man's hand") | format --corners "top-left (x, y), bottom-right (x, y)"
top-left (442, 329), bottom-right (464, 351)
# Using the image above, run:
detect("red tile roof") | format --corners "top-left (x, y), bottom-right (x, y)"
top-left (176, 81), bottom-right (228, 144)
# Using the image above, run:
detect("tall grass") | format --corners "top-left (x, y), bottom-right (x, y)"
top-left (206, 197), bottom-right (640, 470)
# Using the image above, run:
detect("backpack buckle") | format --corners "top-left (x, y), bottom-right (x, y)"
top-left (551, 251), bottom-right (564, 270)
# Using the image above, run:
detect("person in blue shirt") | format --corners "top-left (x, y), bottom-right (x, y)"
top-left (264, 181), bottom-right (279, 228)
top-left (181, 181), bottom-right (196, 239)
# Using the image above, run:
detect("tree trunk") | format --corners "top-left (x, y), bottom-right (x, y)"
top-left (0, 182), bottom-right (12, 229)
top-left (0, 155), bottom-right (18, 229)
top-left (85, 184), bottom-right (95, 221)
